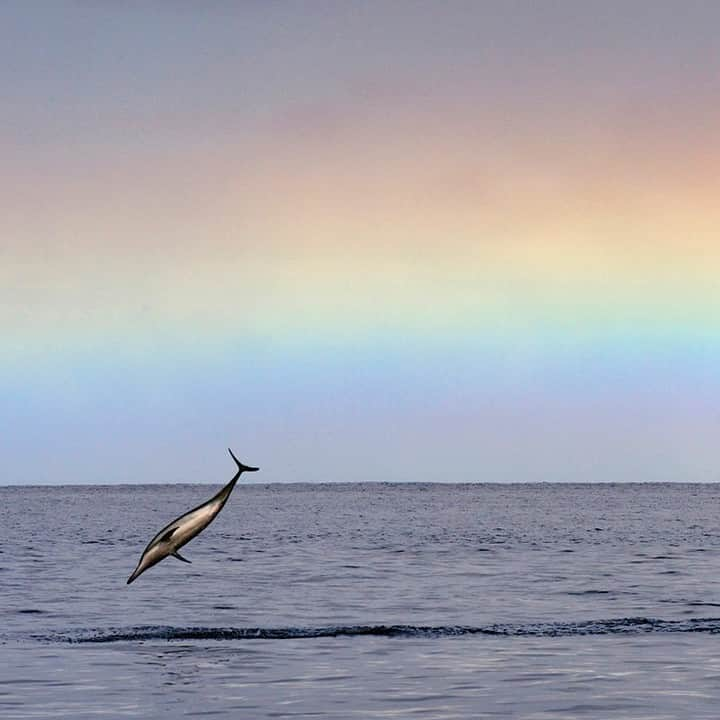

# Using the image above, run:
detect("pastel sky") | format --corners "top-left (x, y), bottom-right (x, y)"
top-left (3, 1), bottom-right (720, 485)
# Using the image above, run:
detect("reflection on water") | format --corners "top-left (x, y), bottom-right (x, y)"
top-left (4, 635), bottom-right (720, 719)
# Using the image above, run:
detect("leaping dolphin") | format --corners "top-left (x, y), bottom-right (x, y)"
top-left (127, 449), bottom-right (259, 584)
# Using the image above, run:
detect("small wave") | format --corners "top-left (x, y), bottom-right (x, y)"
top-left (45, 617), bottom-right (720, 644)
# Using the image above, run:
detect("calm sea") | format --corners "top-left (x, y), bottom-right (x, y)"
top-left (3, 483), bottom-right (720, 718)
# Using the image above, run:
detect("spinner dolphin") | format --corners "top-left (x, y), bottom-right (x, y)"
top-left (127, 449), bottom-right (258, 584)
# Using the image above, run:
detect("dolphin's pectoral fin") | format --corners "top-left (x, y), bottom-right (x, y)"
top-left (172, 551), bottom-right (192, 564)
top-left (160, 528), bottom-right (178, 543)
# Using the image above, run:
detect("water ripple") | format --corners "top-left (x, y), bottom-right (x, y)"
top-left (40, 616), bottom-right (720, 643)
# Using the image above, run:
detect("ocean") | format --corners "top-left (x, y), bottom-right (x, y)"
top-left (2, 482), bottom-right (720, 718)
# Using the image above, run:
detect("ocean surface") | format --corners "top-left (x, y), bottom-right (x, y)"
top-left (3, 482), bottom-right (720, 718)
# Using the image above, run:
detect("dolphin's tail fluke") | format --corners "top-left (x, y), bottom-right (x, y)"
top-left (228, 448), bottom-right (259, 475)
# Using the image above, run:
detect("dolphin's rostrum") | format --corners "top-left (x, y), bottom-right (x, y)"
top-left (127, 449), bottom-right (259, 584)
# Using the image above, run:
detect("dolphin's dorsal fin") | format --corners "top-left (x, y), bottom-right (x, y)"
top-left (172, 551), bottom-right (192, 564)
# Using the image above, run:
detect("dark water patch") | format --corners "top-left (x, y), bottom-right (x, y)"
top-left (42, 617), bottom-right (720, 644)
top-left (17, 609), bottom-right (45, 615)
top-left (660, 598), bottom-right (720, 609)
